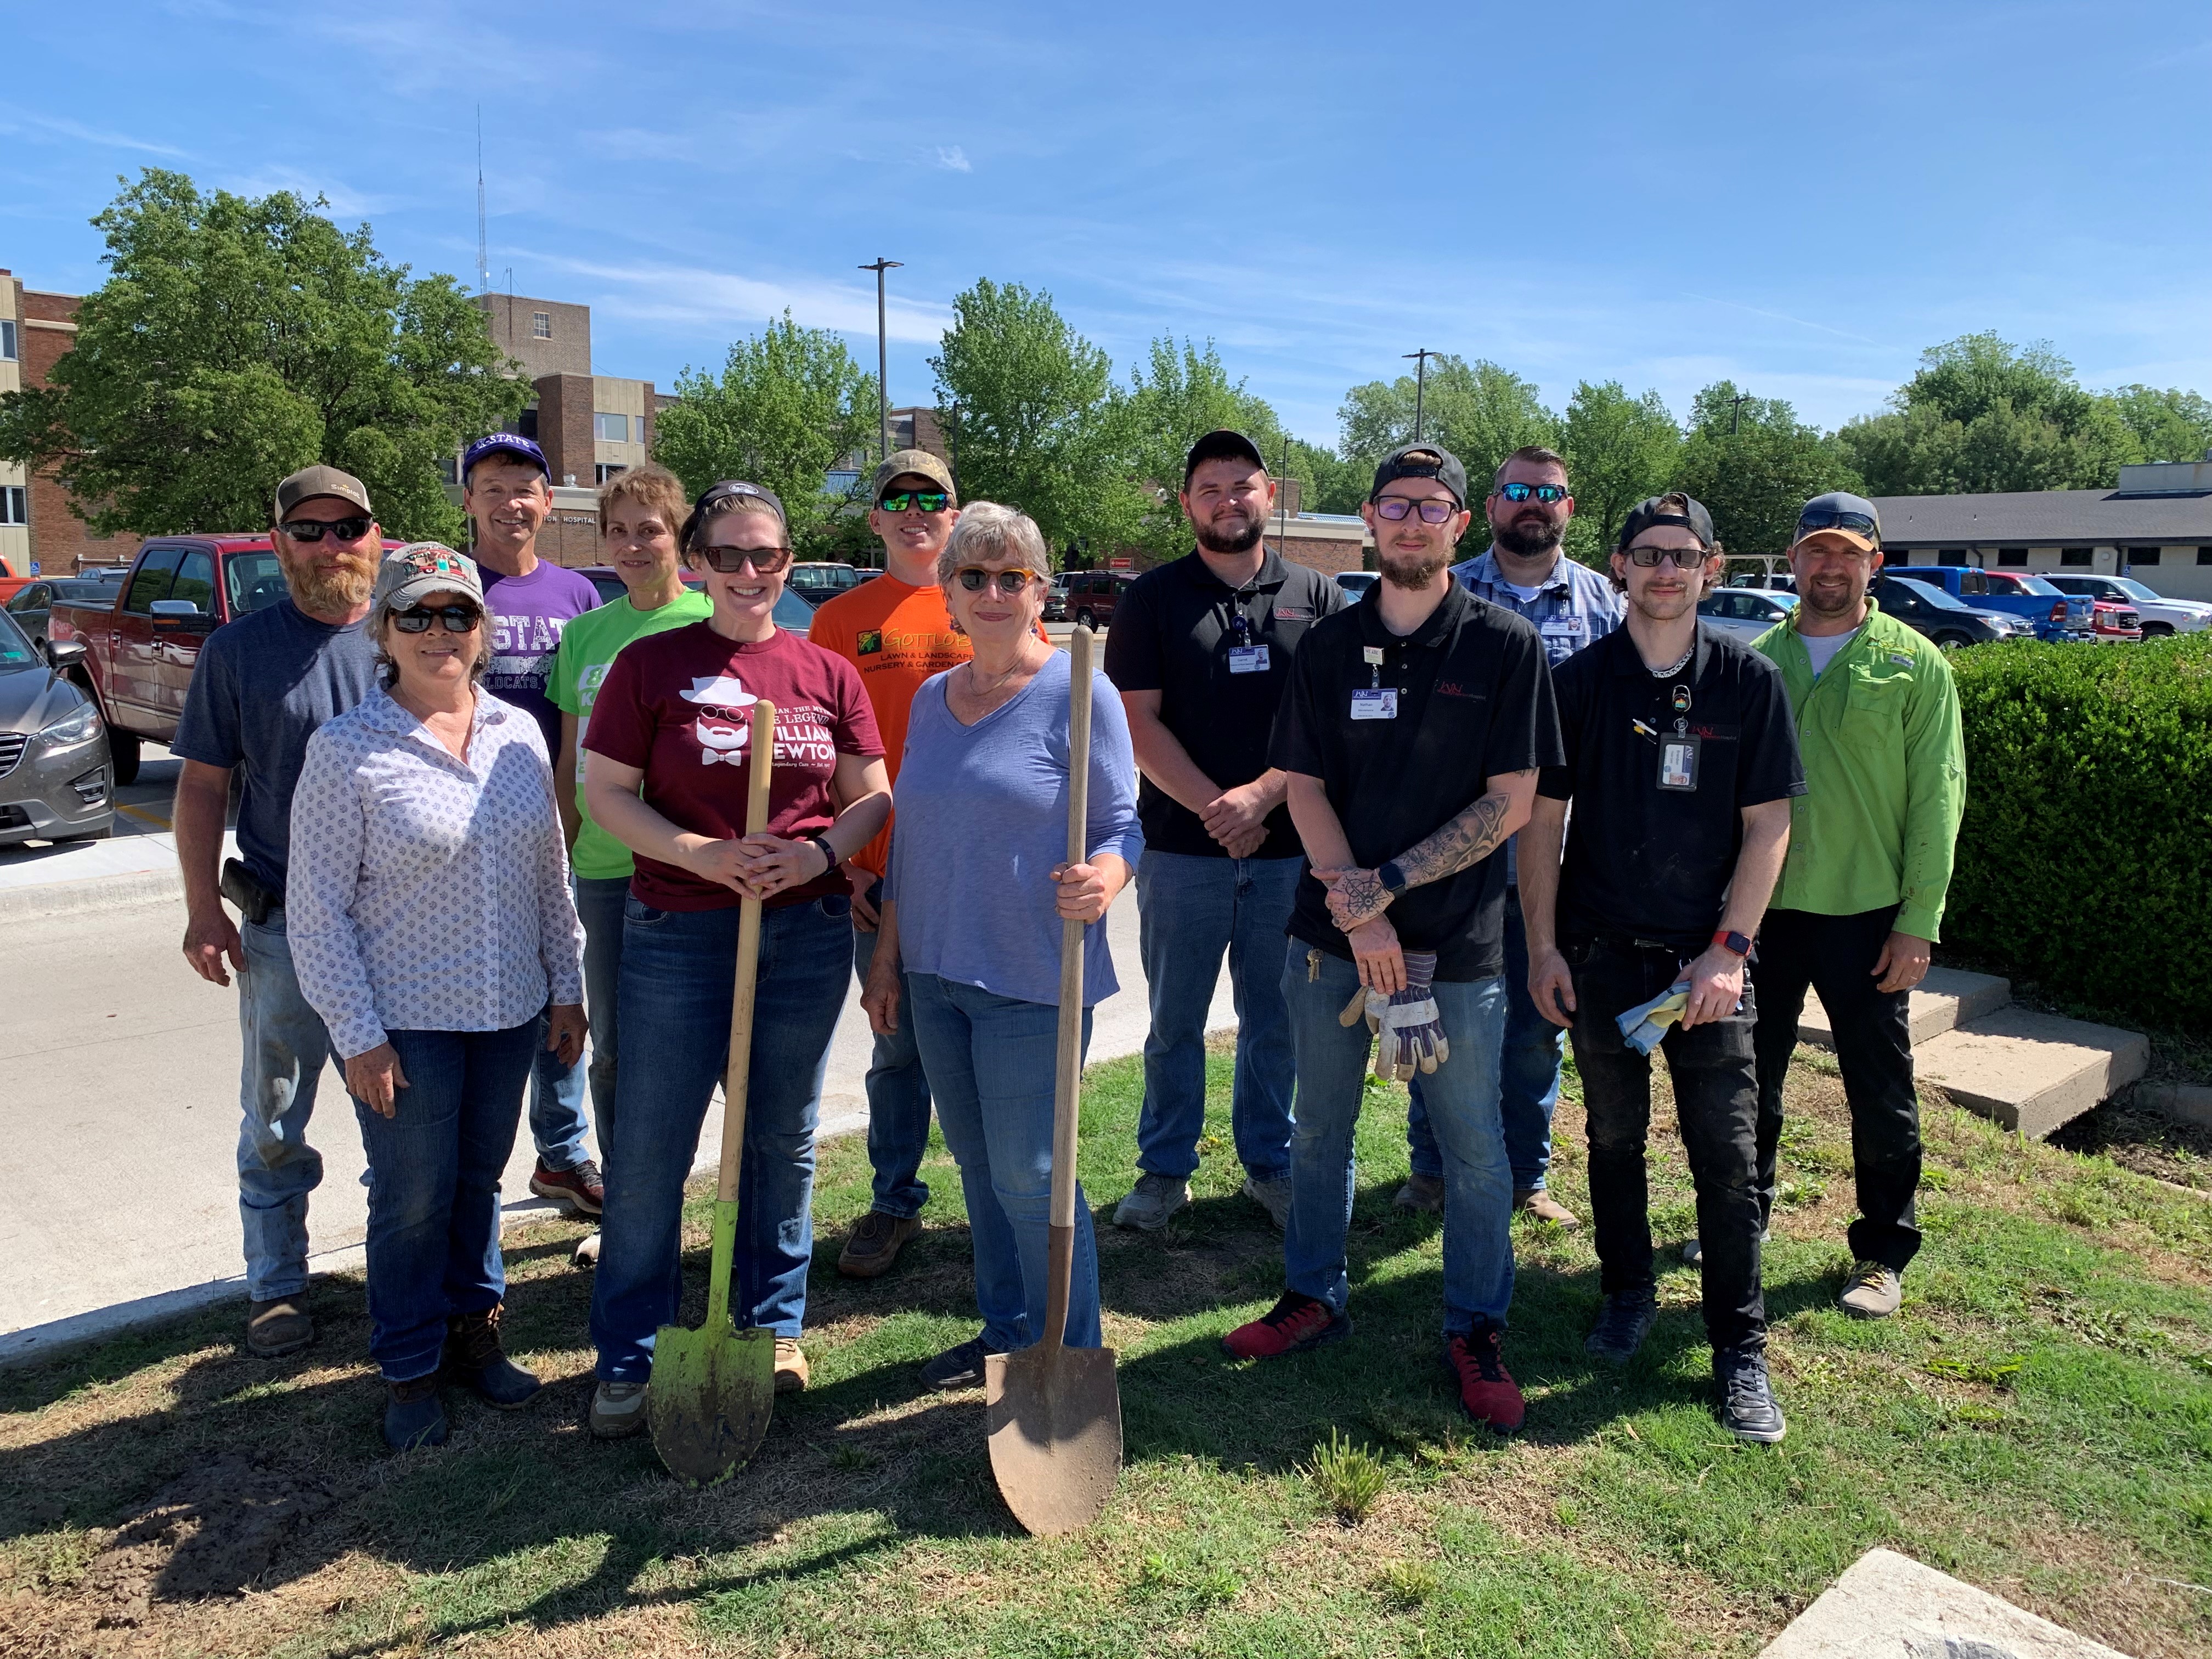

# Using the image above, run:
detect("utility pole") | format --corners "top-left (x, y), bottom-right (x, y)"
top-left (859, 257), bottom-right (902, 464)
top-left (1730, 391), bottom-right (1750, 436)
top-left (1278, 433), bottom-right (1291, 551)
top-left (1403, 348), bottom-right (1438, 442)
top-left (475, 107), bottom-right (489, 297)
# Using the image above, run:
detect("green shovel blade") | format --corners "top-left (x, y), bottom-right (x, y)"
top-left (648, 1198), bottom-right (775, 1486)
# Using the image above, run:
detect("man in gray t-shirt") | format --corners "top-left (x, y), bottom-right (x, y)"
top-left (172, 466), bottom-right (383, 1360)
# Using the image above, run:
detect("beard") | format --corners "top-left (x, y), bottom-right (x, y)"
top-left (1492, 514), bottom-right (1564, 560)
top-left (281, 545), bottom-right (377, 613)
top-left (1194, 507), bottom-right (1264, 555)
top-left (1379, 548), bottom-right (1448, 591)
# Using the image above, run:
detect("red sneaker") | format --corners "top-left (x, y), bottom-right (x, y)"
top-left (529, 1159), bottom-right (604, 1216)
top-left (1446, 1327), bottom-right (1525, 1433)
top-left (1222, 1291), bottom-right (1351, 1359)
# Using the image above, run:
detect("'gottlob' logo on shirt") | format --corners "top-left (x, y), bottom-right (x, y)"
top-left (857, 630), bottom-right (883, 655)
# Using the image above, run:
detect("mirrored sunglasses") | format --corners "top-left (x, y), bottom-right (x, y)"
top-left (391, 604), bottom-right (483, 634)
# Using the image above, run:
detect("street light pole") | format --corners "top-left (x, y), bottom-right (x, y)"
top-left (1730, 391), bottom-right (1750, 436)
top-left (1403, 348), bottom-right (1437, 442)
top-left (859, 257), bottom-right (903, 464)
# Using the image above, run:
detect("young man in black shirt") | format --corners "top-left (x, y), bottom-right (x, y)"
top-left (1520, 493), bottom-right (1802, 1443)
top-left (1224, 442), bottom-right (1562, 1435)
top-left (1105, 431), bottom-right (1346, 1233)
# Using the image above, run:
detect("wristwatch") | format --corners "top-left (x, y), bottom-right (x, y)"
top-left (1378, 860), bottom-right (1409, 895)
top-left (807, 833), bottom-right (840, 878)
top-left (1712, 929), bottom-right (1753, 958)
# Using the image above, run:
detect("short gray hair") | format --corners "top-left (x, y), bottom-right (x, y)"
top-left (936, 500), bottom-right (1049, 587)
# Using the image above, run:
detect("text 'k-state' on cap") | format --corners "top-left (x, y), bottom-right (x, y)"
top-left (1370, 442), bottom-right (1470, 509)
top-left (461, 433), bottom-right (551, 482)
top-left (274, 465), bottom-right (373, 522)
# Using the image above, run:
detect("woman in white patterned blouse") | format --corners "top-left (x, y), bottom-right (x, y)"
top-left (289, 544), bottom-right (586, 1452)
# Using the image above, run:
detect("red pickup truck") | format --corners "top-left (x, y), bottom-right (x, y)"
top-left (48, 534), bottom-right (399, 783)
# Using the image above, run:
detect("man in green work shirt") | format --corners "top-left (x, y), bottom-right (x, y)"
top-left (1745, 491), bottom-right (1965, 1320)
top-left (549, 463), bottom-right (712, 1263)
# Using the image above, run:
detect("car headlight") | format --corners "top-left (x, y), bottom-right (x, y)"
top-left (37, 702), bottom-right (102, 748)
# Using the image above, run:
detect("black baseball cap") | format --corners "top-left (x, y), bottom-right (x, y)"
top-left (1616, 492), bottom-right (1717, 552)
top-left (1793, 490), bottom-right (1882, 552)
top-left (1183, 428), bottom-right (1268, 487)
top-left (681, 479), bottom-right (789, 550)
top-left (1370, 442), bottom-right (1469, 509)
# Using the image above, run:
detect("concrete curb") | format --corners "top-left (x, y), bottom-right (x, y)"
top-left (0, 865), bottom-right (183, 926)
top-left (2130, 1081), bottom-right (2212, 1129)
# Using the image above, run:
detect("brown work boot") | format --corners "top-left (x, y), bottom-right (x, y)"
top-left (775, 1338), bottom-right (810, 1393)
top-left (444, 1306), bottom-right (542, 1409)
top-left (837, 1210), bottom-right (922, 1278)
top-left (1515, 1187), bottom-right (1581, 1228)
top-left (246, 1296), bottom-right (314, 1357)
top-left (1393, 1172), bottom-right (1444, 1214)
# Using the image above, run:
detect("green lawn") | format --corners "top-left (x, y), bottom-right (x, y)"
top-left (4, 1045), bottom-right (2210, 1658)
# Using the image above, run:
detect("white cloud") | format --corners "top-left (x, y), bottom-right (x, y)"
top-left (530, 254), bottom-right (955, 348)
top-left (0, 106), bottom-right (189, 158)
top-left (218, 166), bottom-right (398, 221)
top-left (935, 145), bottom-right (972, 173)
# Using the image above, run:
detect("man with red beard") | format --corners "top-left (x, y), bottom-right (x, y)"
top-left (1104, 431), bottom-right (1345, 1234)
top-left (173, 466), bottom-right (387, 1359)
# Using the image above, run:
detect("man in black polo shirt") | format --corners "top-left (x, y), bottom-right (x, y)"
top-left (1105, 431), bottom-right (1346, 1233)
top-left (1223, 442), bottom-right (1561, 1436)
top-left (1520, 492), bottom-right (1801, 1443)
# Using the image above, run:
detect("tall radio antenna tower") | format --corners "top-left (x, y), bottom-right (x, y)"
top-left (475, 106), bottom-right (490, 296)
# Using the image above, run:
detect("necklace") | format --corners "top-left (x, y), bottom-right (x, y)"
top-left (964, 650), bottom-right (1034, 698)
top-left (1646, 642), bottom-right (1694, 678)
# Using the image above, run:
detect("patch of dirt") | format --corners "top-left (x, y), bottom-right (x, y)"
top-left (79, 1453), bottom-right (331, 1627)
top-left (2051, 1099), bottom-right (2212, 1194)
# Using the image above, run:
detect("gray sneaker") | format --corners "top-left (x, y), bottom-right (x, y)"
top-left (1242, 1172), bottom-right (1293, 1232)
top-left (1113, 1172), bottom-right (1192, 1232)
top-left (1839, 1261), bottom-right (1903, 1319)
top-left (589, 1380), bottom-right (648, 1439)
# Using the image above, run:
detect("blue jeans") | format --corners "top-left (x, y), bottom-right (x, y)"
top-left (527, 994), bottom-right (591, 1171)
top-left (351, 1020), bottom-right (538, 1381)
top-left (1406, 890), bottom-right (1564, 1189)
top-left (1134, 850), bottom-right (1300, 1183)
top-left (906, 975), bottom-right (1103, 1354)
top-left (237, 910), bottom-right (336, 1302)
top-left (854, 878), bottom-right (932, 1219)
top-left (575, 874), bottom-right (632, 1154)
top-left (1283, 943), bottom-right (1513, 1334)
top-left (591, 895), bottom-right (851, 1381)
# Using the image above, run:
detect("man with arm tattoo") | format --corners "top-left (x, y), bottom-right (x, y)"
top-left (1221, 442), bottom-right (1562, 1437)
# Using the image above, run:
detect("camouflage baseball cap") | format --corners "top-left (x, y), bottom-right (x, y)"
top-left (870, 448), bottom-right (957, 505)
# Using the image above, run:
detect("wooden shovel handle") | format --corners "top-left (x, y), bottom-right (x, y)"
top-left (716, 701), bottom-right (776, 1204)
top-left (1039, 630), bottom-right (1093, 1361)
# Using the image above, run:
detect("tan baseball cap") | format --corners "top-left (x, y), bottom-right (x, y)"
top-left (870, 448), bottom-right (957, 505)
top-left (274, 464), bottom-right (373, 522)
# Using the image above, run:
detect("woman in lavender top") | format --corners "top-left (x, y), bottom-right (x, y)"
top-left (860, 503), bottom-right (1143, 1391)
top-left (289, 544), bottom-right (586, 1452)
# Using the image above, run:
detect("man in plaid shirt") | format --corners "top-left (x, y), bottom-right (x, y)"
top-left (1398, 445), bottom-right (1623, 1227)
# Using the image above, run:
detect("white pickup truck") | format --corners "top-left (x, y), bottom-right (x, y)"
top-left (2044, 574), bottom-right (2212, 638)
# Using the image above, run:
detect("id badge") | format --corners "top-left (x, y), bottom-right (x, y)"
top-left (1228, 645), bottom-right (1270, 674)
top-left (1350, 689), bottom-right (1398, 720)
top-left (1657, 732), bottom-right (1701, 791)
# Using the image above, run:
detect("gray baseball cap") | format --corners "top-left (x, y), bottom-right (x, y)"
top-left (1793, 490), bottom-right (1882, 552)
top-left (370, 543), bottom-right (485, 620)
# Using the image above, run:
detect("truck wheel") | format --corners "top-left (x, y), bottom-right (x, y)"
top-left (2142, 622), bottom-right (2174, 639)
top-left (108, 729), bottom-right (141, 786)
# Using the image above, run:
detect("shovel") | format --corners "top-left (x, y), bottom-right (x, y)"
top-left (985, 625), bottom-right (1123, 1536)
top-left (649, 699), bottom-right (779, 1486)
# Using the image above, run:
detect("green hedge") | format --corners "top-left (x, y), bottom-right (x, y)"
top-left (1945, 634), bottom-right (2212, 1030)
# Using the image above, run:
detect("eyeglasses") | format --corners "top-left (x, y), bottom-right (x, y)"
top-left (1495, 483), bottom-right (1568, 505)
top-left (1373, 497), bottom-right (1458, 524)
top-left (1623, 544), bottom-right (1711, 569)
top-left (955, 567), bottom-right (1041, 595)
top-left (279, 516), bottom-right (374, 543)
top-left (697, 545), bottom-right (794, 575)
top-left (879, 490), bottom-right (950, 515)
top-left (1796, 508), bottom-right (1880, 547)
top-left (391, 604), bottom-right (482, 634)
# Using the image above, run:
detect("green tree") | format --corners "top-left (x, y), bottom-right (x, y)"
top-left (929, 279), bottom-right (1143, 562)
top-left (1283, 438), bottom-right (1370, 516)
top-left (0, 170), bottom-right (523, 543)
top-left (1121, 336), bottom-right (1263, 556)
top-left (652, 312), bottom-right (876, 549)
top-left (1559, 380), bottom-right (1681, 564)
top-left (1338, 355), bottom-right (1557, 487)
top-left (2105, 384), bottom-right (2212, 465)
top-left (1672, 382), bottom-right (1859, 555)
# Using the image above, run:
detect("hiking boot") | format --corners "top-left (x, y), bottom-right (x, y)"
top-left (1683, 1228), bottom-right (1770, 1268)
top-left (1715, 1347), bottom-right (1786, 1443)
top-left (1222, 1291), bottom-right (1350, 1360)
top-left (838, 1210), bottom-right (922, 1278)
top-left (246, 1296), bottom-right (314, 1358)
top-left (383, 1375), bottom-right (448, 1451)
top-left (1393, 1172), bottom-right (1444, 1214)
top-left (445, 1306), bottom-right (541, 1409)
top-left (590, 1380), bottom-right (648, 1439)
top-left (1242, 1172), bottom-right (1293, 1232)
top-left (1585, 1287), bottom-right (1658, 1365)
top-left (774, 1338), bottom-right (809, 1393)
top-left (530, 1158), bottom-right (605, 1216)
top-left (1113, 1172), bottom-right (1192, 1232)
top-left (572, 1229), bottom-right (601, 1268)
top-left (1839, 1261), bottom-right (1903, 1320)
top-left (1515, 1187), bottom-right (1581, 1227)
top-left (1445, 1325), bottom-right (1526, 1433)
top-left (921, 1335), bottom-right (991, 1391)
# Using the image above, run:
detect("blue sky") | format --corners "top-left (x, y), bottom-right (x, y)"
top-left (5, 1), bottom-right (2210, 445)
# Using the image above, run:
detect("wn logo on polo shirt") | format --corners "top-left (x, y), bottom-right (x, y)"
top-left (1435, 680), bottom-right (1484, 700)
top-left (857, 630), bottom-right (883, 656)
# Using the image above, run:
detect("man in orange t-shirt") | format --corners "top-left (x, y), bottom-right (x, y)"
top-left (809, 449), bottom-right (973, 1280)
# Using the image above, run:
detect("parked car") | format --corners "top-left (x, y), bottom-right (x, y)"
top-left (1062, 569), bottom-right (1136, 629)
top-left (2042, 573), bottom-right (2208, 638)
top-left (1729, 571), bottom-right (1796, 592)
top-left (47, 533), bottom-right (404, 784)
top-left (1042, 576), bottom-right (1069, 623)
top-left (6, 577), bottom-right (138, 665)
top-left (571, 565), bottom-right (813, 636)
top-left (1697, 587), bottom-right (1797, 644)
top-left (2085, 599), bottom-right (2144, 642)
top-left (0, 607), bottom-right (114, 844)
top-left (1887, 566), bottom-right (2091, 642)
top-left (1868, 575), bottom-right (2028, 650)
top-left (785, 561), bottom-right (864, 608)
top-left (0, 556), bottom-right (33, 606)
top-left (1335, 571), bottom-right (1379, 599)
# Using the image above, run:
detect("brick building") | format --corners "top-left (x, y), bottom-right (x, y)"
top-left (0, 271), bottom-right (128, 575)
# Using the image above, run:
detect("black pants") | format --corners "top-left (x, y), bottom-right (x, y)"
top-left (1751, 906), bottom-right (1921, 1273)
top-left (1566, 938), bottom-right (1765, 1356)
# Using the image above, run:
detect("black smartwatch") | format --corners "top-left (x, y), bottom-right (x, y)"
top-left (1378, 860), bottom-right (1409, 895)
top-left (808, 833), bottom-right (840, 878)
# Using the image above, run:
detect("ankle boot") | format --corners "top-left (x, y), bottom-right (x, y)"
top-left (445, 1305), bottom-right (541, 1409)
top-left (384, 1375), bottom-right (448, 1451)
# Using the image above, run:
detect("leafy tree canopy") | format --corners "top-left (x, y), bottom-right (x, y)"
top-left (1338, 355), bottom-right (1556, 484)
top-left (1673, 380), bottom-right (1861, 555)
top-left (1559, 380), bottom-right (1682, 565)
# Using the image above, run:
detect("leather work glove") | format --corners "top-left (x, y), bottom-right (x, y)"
top-left (1338, 950), bottom-right (1449, 1081)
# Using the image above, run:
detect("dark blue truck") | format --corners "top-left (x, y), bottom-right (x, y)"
top-left (1889, 566), bottom-right (2092, 642)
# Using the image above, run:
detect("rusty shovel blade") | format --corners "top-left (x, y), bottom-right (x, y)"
top-left (984, 1342), bottom-right (1122, 1537)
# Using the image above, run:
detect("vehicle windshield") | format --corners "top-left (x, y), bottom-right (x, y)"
top-left (2113, 578), bottom-right (2164, 604)
top-left (226, 551), bottom-right (291, 614)
top-left (55, 578), bottom-right (121, 602)
top-left (2001, 574), bottom-right (2063, 596)
top-left (0, 610), bottom-right (37, 667)
top-left (1908, 583), bottom-right (1973, 612)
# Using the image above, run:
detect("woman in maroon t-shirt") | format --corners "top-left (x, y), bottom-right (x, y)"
top-left (580, 481), bottom-right (889, 1436)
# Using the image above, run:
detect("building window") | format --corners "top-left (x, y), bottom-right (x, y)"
top-left (0, 320), bottom-right (15, 361)
top-left (1996, 548), bottom-right (2028, 566)
top-left (1939, 548), bottom-right (1965, 562)
top-left (436, 455), bottom-right (459, 485)
top-left (0, 486), bottom-right (25, 526)
top-left (595, 464), bottom-right (628, 484)
top-left (2131, 546), bottom-right (2162, 566)
top-left (531, 311), bottom-right (552, 340)
top-left (2059, 549), bottom-right (2092, 567)
top-left (2200, 547), bottom-right (2212, 566)
top-left (594, 412), bottom-right (630, 443)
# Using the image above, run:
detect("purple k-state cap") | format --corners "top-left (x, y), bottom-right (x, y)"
top-left (462, 432), bottom-right (550, 483)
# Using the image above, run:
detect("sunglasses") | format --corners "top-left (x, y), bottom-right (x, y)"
top-left (1373, 497), bottom-right (1458, 524)
top-left (391, 603), bottom-right (483, 634)
top-left (1496, 483), bottom-right (1568, 504)
top-left (1622, 544), bottom-right (1711, 569)
top-left (955, 567), bottom-right (1041, 595)
top-left (879, 490), bottom-right (950, 514)
top-left (697, 545), bottom-right (794, 575)
top-left (280, 515), bottom-right (374, 543)
top-left (1797, 508), bottom-right (1880, 546)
